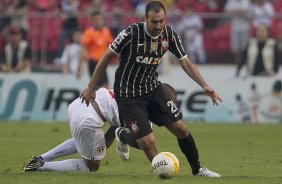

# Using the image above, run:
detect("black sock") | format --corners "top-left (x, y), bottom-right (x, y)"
top-left (119, 130), bottom-right (141, 149)
top-left (178, 134), bottom-right (201, 175)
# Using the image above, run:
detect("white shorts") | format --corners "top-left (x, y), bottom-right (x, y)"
top-left (68, 98), bottom-right (106, 161)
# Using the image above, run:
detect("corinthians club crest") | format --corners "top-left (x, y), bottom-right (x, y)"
top-left (130, 121), bottom-right (139, 133)
top-left (161, 38), bottom-right (169, 52)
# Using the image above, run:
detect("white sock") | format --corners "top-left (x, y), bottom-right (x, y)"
top-left (37, 159), bottom-right (90, 172)
top-left (40, 138), bottom-right (77, 162)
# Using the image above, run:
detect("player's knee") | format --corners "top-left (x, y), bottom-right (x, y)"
top-left (166, 120), bottom-right (189, 138)
top-left (177, 123), bottom-right (189, 137)
top-left (136, 132), bottom-right (156, 150)
top-left (85, 160), bottom-right (100, 172)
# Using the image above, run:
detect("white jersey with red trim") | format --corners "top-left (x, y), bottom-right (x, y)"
top-left (95, 88), bottom-right (121, 127)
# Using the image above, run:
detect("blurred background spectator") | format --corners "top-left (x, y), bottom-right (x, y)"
top-left (166, 1), bottom-right (182, 27)
top-left (60, 28), bottom-right (82, 79)
top-left (0, 2), bottom-right (11, 39)
top-left (236, 24), bottom-right (279, 77)
top-left (6, 0), bottom-right (28, 39)
top-left (249, 0), bottom-right (275, 31)
top-left (109, 2), bottom-right (124, 38)
top-left (55, 0), bottom-right (79, 63)
top-left (0, 26), bottom-right (31, 72)
top-left (0, 0), bottom-right (281, 71)
top-left (27, 0), bottom-right (59, 69)
top-left (224, 0), bottom-right (250, 65)
top-left (178, 4), bottom-right (206, 63)
top-left (79, 11), bottom-right (113, 89)
top-left (82, 0), bottom-right (107, 15)
top-left (135, 0), bottom-right (150, 18)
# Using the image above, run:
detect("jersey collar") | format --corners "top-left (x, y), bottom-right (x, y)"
top-left (143, 22), bottom-right (163, 39)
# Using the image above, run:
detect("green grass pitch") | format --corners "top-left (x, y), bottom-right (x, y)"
top-left (0, 121), bottom-right (282, 184)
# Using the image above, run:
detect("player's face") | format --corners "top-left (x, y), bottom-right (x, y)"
top-left (145, 9), bottom-right (166, 37)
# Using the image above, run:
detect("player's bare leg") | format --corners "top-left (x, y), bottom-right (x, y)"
top-left (136, 132), bottom-right (157, 162)
top-left (165, 120), bottom-right (200, 174)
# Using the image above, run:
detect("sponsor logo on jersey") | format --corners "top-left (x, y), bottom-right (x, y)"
top-left (111, 29), bottom-right (129, 50)
top-left (136, 56), bottom-right (161, 65)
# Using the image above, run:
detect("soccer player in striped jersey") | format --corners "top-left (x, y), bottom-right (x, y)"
top-left (81, 1), bottom-right (222, 177)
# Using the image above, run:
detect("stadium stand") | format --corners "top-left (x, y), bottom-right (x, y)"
top-left (0, 0), bottom-right (281, 68)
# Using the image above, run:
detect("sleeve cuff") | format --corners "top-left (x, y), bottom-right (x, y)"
top-left (178, 55), bottom-right (188, 61)
top-left (109, 45), bottom-right (119, 56)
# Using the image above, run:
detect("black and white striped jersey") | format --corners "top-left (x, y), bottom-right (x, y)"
top-left (109, 22), bottom-right (187, 98)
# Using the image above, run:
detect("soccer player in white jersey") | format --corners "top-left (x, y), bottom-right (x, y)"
top-left (22, 87), bottom-right (129, 172)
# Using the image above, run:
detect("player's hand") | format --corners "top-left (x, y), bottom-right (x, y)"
top-left (80, 87), bottom-right (96, 106)
top-left (203, 86), bottom-right (222, 106)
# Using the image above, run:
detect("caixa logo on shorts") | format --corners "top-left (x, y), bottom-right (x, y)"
top-left (129, 121), bottom-right (139, 133)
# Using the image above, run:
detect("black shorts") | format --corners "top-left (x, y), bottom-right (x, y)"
top-left (88, 59), bottom-right (108, 86)
top-left (116, 84), bottom-right (182, 139)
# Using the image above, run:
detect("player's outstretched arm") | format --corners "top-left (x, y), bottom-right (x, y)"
top-left (179, 58), bottom-right (222, 105)
top-left (80, 48), bottom-right (115, 106)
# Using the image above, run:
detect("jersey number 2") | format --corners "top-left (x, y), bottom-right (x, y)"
top-left (167, 100), bottom-right (178, 113)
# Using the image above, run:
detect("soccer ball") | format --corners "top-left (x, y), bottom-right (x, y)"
top-left (151, 152), bottom-right (179, 179)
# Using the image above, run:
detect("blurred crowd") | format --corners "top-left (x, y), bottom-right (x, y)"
top-left (0, 0), bottom-right (282, 76)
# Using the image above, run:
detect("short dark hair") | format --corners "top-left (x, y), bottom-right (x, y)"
top-left (145, 1), bottom-right (166, 17)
